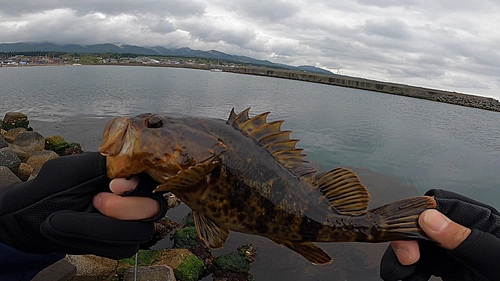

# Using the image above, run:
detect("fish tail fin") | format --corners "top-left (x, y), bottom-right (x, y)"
top-left (369, 196), bottom-right (437, 241)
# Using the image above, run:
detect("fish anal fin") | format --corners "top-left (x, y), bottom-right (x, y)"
top-left (227, 108), bottom-right (317, 177)
top-left (312, 167), bottom-right (370, 215)
top-left (153, 159), bottom-right (217, 193)
top-left (273, 239), bottom-right (332, 265)
top-left (193, 211), bottom-right (229, 249)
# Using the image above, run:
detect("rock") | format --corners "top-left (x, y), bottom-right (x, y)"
top-left (45, 135), bottom-right (70, 155)
top-left (15, 162), bottom-right (34, 181)
top-left (32, 259), bottom-right (76, 281)
top-left (0, 147), bottom-right (22, 172)
top-left (26, 150), bottom-right (59, 170)
top-left (123, 265), bottom-right (176, 281)
top-left (8, 143), bottom-right (31, 162)
top-left (3, 127), bottom-right (27, 143)
top-left (2, 112), bottom-right (31, 131)
top-left (65, 255), bottom-right (119, 281)
top-left (0, 136), bottom-right (7, 149)
top-left (153, 249), bottom-right (205, 281)
top-left (0, 166), bottom-right (22, 189)
top-left (64, 142), bottom-right (84, 155)
top-left (28, 168), bottom-right (41, 181)
top-left (13, 131), bottom-right (45, 159)
top-left (213, 244), bottom-right (256, 281)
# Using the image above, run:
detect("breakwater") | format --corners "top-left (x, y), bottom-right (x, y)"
top-left (220, 66), bottom-right (500, 112)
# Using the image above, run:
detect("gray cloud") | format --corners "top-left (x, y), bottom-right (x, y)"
top-left (0, 0), bottom-right (499, 98)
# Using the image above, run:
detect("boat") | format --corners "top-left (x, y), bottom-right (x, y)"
top-left (210, 68), bottom-right (223, 72)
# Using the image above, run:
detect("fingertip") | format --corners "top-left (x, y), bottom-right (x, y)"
top-left (109, 177), bottom-right (138, 194)
top-left (391, 240), bottom-right (420, 265)
top-left (419, 209), bottom-right (471, 250)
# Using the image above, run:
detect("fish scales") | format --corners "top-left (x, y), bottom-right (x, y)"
top-left (99, 108), bottom-right (437, 264)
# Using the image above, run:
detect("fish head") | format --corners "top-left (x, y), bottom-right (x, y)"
top-left (99, 113), bottom-right (227, 183)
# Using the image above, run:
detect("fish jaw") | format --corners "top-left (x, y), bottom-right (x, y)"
top-left (99, 117), bottom-right (147, 178)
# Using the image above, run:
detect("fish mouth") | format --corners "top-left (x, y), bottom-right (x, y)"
top-left (99, 117), bottom-right (145, 178)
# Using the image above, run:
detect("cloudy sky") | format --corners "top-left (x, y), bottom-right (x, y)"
top-left (1, 0), bottom-right (499, 99)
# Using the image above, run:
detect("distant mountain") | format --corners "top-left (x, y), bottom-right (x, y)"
top-left (0, 42), bottom-right (334, 75)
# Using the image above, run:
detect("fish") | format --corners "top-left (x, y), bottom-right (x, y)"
top-left (99, 108), bottom-right (437, 264)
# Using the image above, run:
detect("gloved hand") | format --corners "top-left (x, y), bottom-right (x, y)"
top-left (380, 189), bottom-right (500, 281)
top-left (0, 152), bottom-right (168, 259)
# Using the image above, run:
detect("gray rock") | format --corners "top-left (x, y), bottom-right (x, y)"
top-left (32, 259), bottom-right (76, 281)
top-left (28, 167), bottom-right (41, 181)
top-left (0, 147), bottom-right (21, 172)
top-left (123, 265), bottom-right (176, 281)
top-left (0, 166), bottom-right (21, 189)
top-left (12, 131), bottom-right (45, 161)
top-left (15, 162), bottom-right (34, 181)
top-left (0, 136), bottom-right (7, 149)
top-left (65, 255), bottom-right (119, 281)
top-left (2, 112), bottom-right (29, 131)
top-left (26, 150), bottom-right (59, 170)
top-left (14, 131), bottom-right (45, 148)
top-left (3, 127), bottom-right (27, 143)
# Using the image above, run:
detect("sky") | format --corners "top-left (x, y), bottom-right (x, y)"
top-left (1, 0), bottom-right (500, 99)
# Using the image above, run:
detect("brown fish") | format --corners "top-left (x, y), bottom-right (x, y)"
top-left (99, 108), bottom-right (436, 264)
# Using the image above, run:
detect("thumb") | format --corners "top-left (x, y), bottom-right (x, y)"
top-left (419, 209), bottom-right (471, 250)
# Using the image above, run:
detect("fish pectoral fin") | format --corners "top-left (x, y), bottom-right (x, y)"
top-left (274, 240), bottom-right (332, 265)
top-left (193, 211), bottom-right (229, 249)
top-left (312, 167), bottom-right (370, 215)
top-left (154, 159), bottom-right (218, 192)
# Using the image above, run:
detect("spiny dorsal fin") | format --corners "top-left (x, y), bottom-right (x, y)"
top-left (193, 211), bottom-right (229, 249)
top-left (312, 167), bottom-right (370, 215)
top-left (227, 108), bottom-right (316, 177)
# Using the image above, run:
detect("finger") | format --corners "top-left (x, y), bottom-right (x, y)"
top-left (109, 177), bottom-right (138, 194)
top-left (390, 240), bottom-right (420, 265)
top-left (93, 192), bottom-right (160, 220)
top-left (419, 209), bottom-right (471, 250)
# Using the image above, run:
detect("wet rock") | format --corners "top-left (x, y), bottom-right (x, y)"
top-left (153, 249), bottom-right (205, 281)
top-left (8, 143), bottom-right (31, 162)
top-left (28, 168), bottom-right (41, 181)
top-left (15, 162), bottom-right (34, 181)
top-left (0, 147), bottom-right (21, 172)
top-left (2, 112), bottom-right (31, 131)
top-left (63, 142), bottom-right (84, 155)
top-left (213, 244), bottom-right (256, 281)
top-left (65, 255), bottom-right (118, 281)
top-left (12, 131), bottom-right (45, 160)
top-left (149, 218), bottom-right (180, 247)
top-left (32, 259), bottom-right (76, 281)
top-left (0, 136), bottom-right (7, 149)
top-left (45, 135), bottom-right (70, 155)
top-left (26, 150), bottom-right (59, 170)
top-left (123, 265), bottom-right (176, 281)
top-left (3, 127), bottom-right (27, 143)
top-left (0, 166), bottom-right (22, 189)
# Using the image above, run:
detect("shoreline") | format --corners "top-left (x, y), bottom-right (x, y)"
top-left (4, 63), bottom-right (500, 112)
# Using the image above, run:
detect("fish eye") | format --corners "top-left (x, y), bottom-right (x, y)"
top-left (146, 116), bottom-right (164, 128)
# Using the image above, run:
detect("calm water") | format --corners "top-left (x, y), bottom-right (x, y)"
top-left (1, 65), bottom-right (499, 280)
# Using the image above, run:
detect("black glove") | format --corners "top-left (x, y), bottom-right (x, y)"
top-left (0, 152), bottom-right (168, 259)
top-left (380, 189), bottom-right (500, 281)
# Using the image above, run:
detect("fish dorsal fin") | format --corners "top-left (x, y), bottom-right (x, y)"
top-left (271, 239), bottom-right (332, 265)
top-left (312, 167), bottom-right (370, 215)
top-left (227, 108), bottom-right (316, 177)
top-left (193, 211), bottom-right (229, 249)
top-left (153, 158), bottom-right (218, 192)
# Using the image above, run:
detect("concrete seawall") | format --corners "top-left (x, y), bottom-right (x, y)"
top-left (218, 66), bottom-right (500, 112)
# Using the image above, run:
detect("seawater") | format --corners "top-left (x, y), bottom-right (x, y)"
top-left (2, 65), bottom-right (498, 206)
top-left (1, 65), bottom-right (499, 280)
